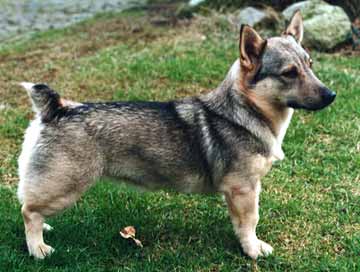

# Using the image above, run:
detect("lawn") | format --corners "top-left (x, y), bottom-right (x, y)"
top-left (0, 10), bottom-right (359, 272)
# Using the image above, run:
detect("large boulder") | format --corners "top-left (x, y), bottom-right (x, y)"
top-left (188, 0), bottom-right (206, 7)
top-left (231, 6), bottom-right (285, 38)
top-left (283, 0), bottom-right (351, 50)
top-left (237, 7), bottom-right (267, 27)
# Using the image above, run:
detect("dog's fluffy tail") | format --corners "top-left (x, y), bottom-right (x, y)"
top-left (20, 82), bottom-right (67, 123)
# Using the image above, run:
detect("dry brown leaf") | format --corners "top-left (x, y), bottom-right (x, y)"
top-left (120, 226), bottom-right (136, 239)
top-left (120, 226), bottom-right (143, 248)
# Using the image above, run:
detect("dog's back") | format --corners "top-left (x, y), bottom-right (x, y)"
top-left (17, 11), bottom-right (335, 260)
top-left (18, 83), bottom-right (262, 200)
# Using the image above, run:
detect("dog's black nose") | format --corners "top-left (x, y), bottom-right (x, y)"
top-left (329, 91), bottom-right (336, 102)
top-left (321, 88), bottom-right (336, 105)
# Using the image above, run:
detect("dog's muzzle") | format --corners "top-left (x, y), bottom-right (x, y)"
top-left (287, 87), bottom-right (336, 111)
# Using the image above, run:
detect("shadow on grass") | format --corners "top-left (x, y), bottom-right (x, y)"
top-left (0, 182), bottom-right (293, 271)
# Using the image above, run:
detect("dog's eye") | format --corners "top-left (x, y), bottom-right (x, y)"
top-left (309, 59), bottom-right (313, 68)
top-left (281, 67), bottom-right (298, 78)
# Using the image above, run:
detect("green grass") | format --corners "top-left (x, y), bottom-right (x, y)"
top-left (0, 10), bottom-right (359, 271)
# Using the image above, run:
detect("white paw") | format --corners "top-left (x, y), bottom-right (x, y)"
top-left (258, 240), bottom-right (273, 256)
top-left (29, 243), bottom-right (55, 259)
top-left (43, 223), bottom-right (54, 232)
top-left (242, 238), bottom-right (273, 259)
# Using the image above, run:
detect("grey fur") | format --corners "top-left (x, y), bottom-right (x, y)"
top-left (17, 13), bottom-right (335, 260)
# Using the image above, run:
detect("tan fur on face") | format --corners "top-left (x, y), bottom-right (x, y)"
top-left (237, 80), bottom-right (290, 136)
top-left (238, 26), bottom-right (290, 136)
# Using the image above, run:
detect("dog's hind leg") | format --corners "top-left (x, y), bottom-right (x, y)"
top-left (21, 204), bottom-right (54, 259)
top-left (20, 175), bottom-right (93, 259)
top-left (18, 154), bottom-right (100, 259)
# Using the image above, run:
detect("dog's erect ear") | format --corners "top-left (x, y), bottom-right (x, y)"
top-left (239, 25), bottom-right (267, 71)
top-left (285, 10), bottom-right (303, 44)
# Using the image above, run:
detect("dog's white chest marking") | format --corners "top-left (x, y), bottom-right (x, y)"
top-left (271, 108), bottom-right (294, 162)
top-left (277, 108), bottom-right (294, 145)
top-left (271, 141), bottom-right (284, 162)
top-left (17, 116), bottom-right (44, 202)
top-left (227, 60), bottom-right (294, 163)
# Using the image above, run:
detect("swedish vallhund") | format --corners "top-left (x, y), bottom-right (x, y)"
top-left (18, 11), bottom-right (335, 259)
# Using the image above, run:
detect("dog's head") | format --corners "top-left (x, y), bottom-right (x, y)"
top-left (238, 11), bottom-right (336, 111)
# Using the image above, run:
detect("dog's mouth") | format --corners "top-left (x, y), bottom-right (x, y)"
top-left (287, 89), bottom-right (336, 111)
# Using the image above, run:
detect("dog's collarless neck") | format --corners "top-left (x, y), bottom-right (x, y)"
top-left (200, 84), bottom-right (292, 162)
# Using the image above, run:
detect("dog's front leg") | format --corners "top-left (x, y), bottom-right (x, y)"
top-left (223, 177), bottom-right (273, 259)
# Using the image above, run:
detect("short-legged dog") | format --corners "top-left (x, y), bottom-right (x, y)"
top-left (18, 11), bottom-right (335, 259)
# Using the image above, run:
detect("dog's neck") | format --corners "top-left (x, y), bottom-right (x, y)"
top-left (240, 90), bottom-right (294, 147)
top-left (232, 59), bottom-right (294, 140)
top-left (201, 59), bottom-right (294, 161)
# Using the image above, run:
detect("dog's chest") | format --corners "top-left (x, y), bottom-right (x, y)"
top-left (250, 154), bottom-right (274, 179)
top-left (270, 108), bottom-right (294, 162)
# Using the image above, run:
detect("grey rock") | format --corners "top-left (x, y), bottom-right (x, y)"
top-left (283, 0), bottom-right (351, 50)
top-left (63, 3), bottom-right (79, 14)
top-left (237, 7), bottom-right (267, 27)
top-left (0, 104), bottom-right (8, 111)
top-left (4, 25), bottom-right (20, 35)
top-left (0, 30), bottom-right (9, 39)
top-left (0, 0), bottom-right (147, 42)
top-left (232, 6), bottom-right (285, 38)
top-left (282, 1), bottom-right (313, 19)
top-left (188, 0), bottom-right (206, 7)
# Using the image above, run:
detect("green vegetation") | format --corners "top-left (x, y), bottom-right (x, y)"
top-left (0, 10), bottom-right (359, 271)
